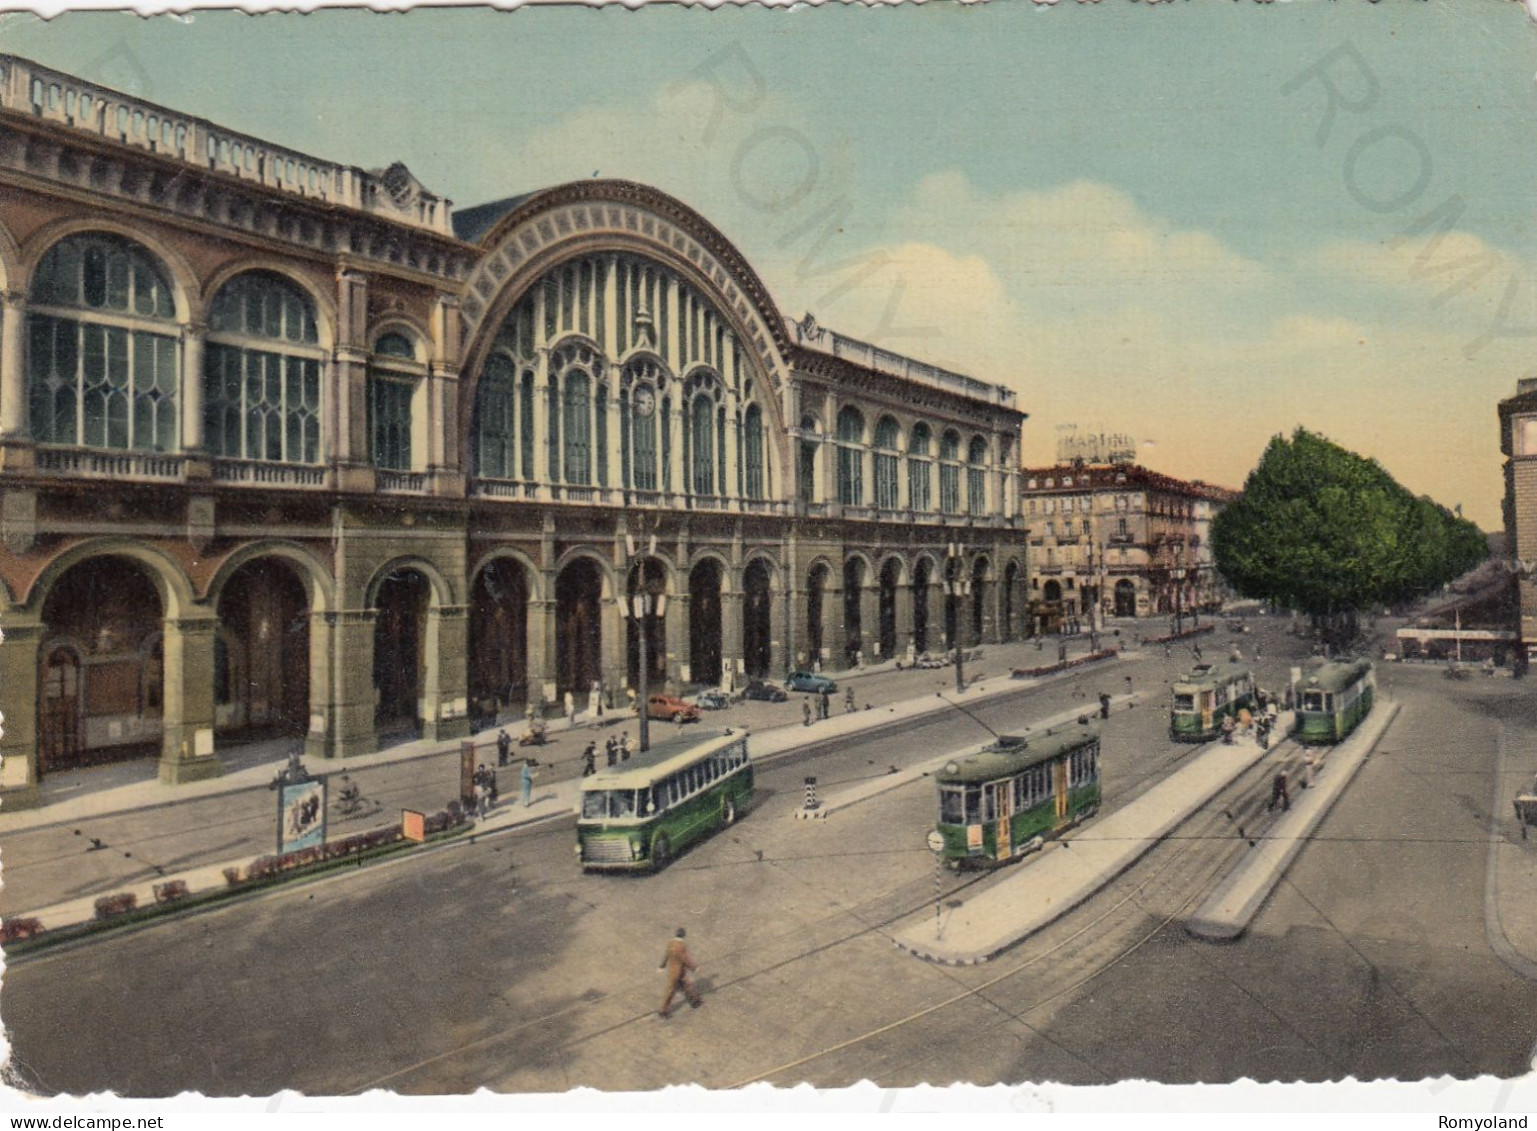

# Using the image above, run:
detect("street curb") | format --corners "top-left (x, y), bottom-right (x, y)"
top-left (1184, 700), bottom-right (1400, 942)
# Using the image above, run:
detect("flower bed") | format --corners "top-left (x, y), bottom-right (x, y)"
top-left (1011, 649), bottom-right (1118, 680)
top-left (1, 917), bottom-right (44, 943)
top-left (93, 892), bottom-right (137, 920)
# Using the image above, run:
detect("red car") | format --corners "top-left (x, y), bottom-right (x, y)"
top-left (646, 694), bottom-right (700, 722)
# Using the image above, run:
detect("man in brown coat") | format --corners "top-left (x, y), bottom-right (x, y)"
top-left (658, 926), bottom-right (703, 1018)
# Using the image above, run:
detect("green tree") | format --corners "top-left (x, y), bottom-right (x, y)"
top-left (1211, 428), bottom-right (1487, 647)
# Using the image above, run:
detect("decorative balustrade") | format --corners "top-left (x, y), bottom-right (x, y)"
top-left (376, 470), bottom-right (428, 493)
top-left (792, 317), bottom-right (1016, 409)
top-left (212, 459), bottom-right (325, 488)
top-left (0, 54), bottom-right (451, 235)
top-left (36, 446), bottom-right (182, 481)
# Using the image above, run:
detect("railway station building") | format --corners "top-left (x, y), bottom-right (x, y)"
top-left (0, 56), bottom-right (1029, 805)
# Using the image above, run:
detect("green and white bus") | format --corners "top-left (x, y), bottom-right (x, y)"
top-left (577, 729), bottom-right (753, 872)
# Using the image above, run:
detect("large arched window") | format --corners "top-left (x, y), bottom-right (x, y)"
top-left (743, 403), bottom-right (765, 500)
top-left (873, 415), bottom-right (900, 511)
top-left (967, 435), bottom-right (989, 516)
top-left (205, 271), bottom-right (321, 463)
top-left (836, 405), bottom-right (865, 506)
top-left (691, 392), bottom-right (716, 496)
top-left (908, 422), bottom-right (932, 512)
top-left (562, 368), bottom-right (592, 485)
top-left (28, 233), bottom-right (179, 451)
top-left (369, 330), bottom-right (423, 472)
top-left (685, 369), bottom-right (721, 498)
top-left (939, 429), bottom-right (962, 514)
top-left (476, 352), bottom-right (522, 480)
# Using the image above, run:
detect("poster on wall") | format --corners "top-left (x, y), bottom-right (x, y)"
top-left (277, 777), bottom-right (327, 855)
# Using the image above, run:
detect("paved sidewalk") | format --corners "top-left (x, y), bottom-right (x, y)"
top-left (5, 647), bottom-right (1136, 937)
top-left (891, 712), bottom-right (1298, 965)
top-left (1186, 701), bottom-right (1400, 941)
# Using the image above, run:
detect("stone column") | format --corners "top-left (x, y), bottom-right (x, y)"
top-left (895, 583), bottom-right (914, 660)
top-left (859, 583), bottom-right (879, 664)
top-left (159, 615), bottom-right (224, 784)
top-left (333, 271), bottom-right (371, 490)
top-left (723, 395), bottom-right (740, 505)
top-left (1, 290), bottom-right (28, 439)
top-left (600, 594), bottom-right (625, 703)
top-left (304, 608), bottom-right (335, 761)
top-left (330, 608), bottom-right (378, 759)
top-left (824, 581), bottom-right (847, 670)
top-left (667, 397), bottom-right (685, 500)
top-left (526, 596), bottom-right (557, 715)
top-left (721, 588), bottom-right (743, 686)
top-left (770, 582), bottom-right (790, 676)
top-left (180, 321), bottom-right (207, 457)
top-left (0, 616), bottom-right (43, 807)
top-left (532, 349), bottom-right (552, 492)
top-left (664, 593), bottom-right (690, 689)
top-left (603, 385), bottom-right (621, 493)
top-left (421, 604), bottom-right (471, 742)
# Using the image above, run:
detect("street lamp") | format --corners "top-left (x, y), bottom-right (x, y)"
top-left (625, 534), bottom-right (668, 754)
top-left (945, 542), bottom-right (972, 695)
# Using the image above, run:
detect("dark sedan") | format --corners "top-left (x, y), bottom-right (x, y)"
top-left (741, 680), bottom-right (789, 703)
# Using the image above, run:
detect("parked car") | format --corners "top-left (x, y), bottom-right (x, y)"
top-left (913, 652), bottom-right (947, 670)
top-left (786, 670), bottom-right (837, 694)
top-left (740, 680), bottom-right (789, 703)
top-left (693, 689), bottom-right (730, 711)
top-left (647, 694), bottom-right (700, 722)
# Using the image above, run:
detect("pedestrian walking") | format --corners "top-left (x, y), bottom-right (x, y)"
top-left (1221, 715), bottom-right (1236, 745)
top-left (620, 731), bottom-right (633, 761)
top-left (1058, 641), bottom-right (1068, 665)
top-left (658, 927), bottom-right (703, 1018)
top-left (1301, 751), bottom-right (1316, 789)
top-left (803, 698), bottom-right (812, 727)
top-left (581, 744), bottom-right (597, 777)
top-left (844, 686), bottom-right (856, 714)
top-left (1164, 643), bottom-right (1172, 660)
top-left (591, 680), bottom-right (604, 718)
top-left (820, 690), bottom-right (831, 720)
top-left (475, 780), bottom-right (491, 820)
top-left (496, 728), bottom-right (512, 767)
top-left (1098, 692), bottom-right (1111, 720)
top-left (565, 691), bottom-right (576, 727)
top-left (1268, 768), bottom-right (1291, 812)
top-left (604, 736), bottom-right (616, 767)
top-left (520, 759), bottom-right (536, 807)
top-left (1193, 644), bottom-right (1203, 663)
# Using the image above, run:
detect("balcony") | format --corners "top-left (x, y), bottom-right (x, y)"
top-left (212, 458), bottom-right (325, 488)
top-left (474, 477), bottom-right (532, 499)
top-left (36, 446), bottom-right (182, 482)
top-left (376, 470), bottom-right (428, 494)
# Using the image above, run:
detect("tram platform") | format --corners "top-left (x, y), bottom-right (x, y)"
top-left (891, 713), bottom-right (1299, 965)
top-left (1186, 700), bottom-right (1399, 941)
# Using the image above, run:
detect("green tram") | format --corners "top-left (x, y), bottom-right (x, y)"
top-left (933, 726), bottom-right (1101, 869)
top-left (1294, 659), bottom-right (1375, 745)
top-left (577, 729), bottom-right (753, 872)
top-left (1170, 661), bottom-right (1256, 742)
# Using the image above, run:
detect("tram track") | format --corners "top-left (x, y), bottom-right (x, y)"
top-left (347, 732), bottom-right (1293, 1093)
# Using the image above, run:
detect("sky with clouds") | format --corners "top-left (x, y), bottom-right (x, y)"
top-left (2, 0), bottom-right (1534, 527)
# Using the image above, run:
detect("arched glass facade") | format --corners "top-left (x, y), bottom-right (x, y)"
top-left (28, 233), bottom-right (179, 451)
top-left (205, 271), bottom-right (322, 464)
